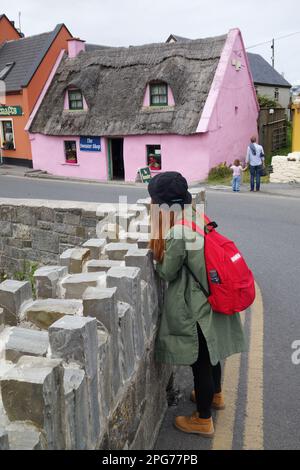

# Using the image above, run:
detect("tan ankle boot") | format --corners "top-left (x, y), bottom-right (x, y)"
top-left (190, 390), bottom-right (225, 410)
top-left (175, 413), bottom-right (214, 437)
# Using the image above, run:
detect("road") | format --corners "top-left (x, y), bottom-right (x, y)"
top-left (1, 175), bottom-right (300, 449)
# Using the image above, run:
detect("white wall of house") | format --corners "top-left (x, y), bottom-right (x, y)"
top-left (255, 85), bottom-right (291, 110)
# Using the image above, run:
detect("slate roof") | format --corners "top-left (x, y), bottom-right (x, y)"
top-left (0, 24), bottom-right (70, 92)
top-left (29, 34), bottom-right (227, 136)
top-left (247, 52), bottom-right (291, 88)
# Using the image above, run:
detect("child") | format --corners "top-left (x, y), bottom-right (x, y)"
top-left (230, 159), bottom-right (246, 192)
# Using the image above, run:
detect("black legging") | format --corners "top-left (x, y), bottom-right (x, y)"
top-left (190, 323), bottom-right (222, 419)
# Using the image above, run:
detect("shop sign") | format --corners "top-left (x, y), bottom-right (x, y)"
top-left (139, 166), bottom-right (152, 183)
top-left (80, 136), bottom-right (101, 152)
top-left (0, 105), bottom-right (23, 116)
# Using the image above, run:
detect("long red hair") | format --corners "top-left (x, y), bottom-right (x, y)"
top-left (148, 201), bottom-right (179, 262)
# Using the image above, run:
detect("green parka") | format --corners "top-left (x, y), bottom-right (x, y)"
top-left (155, 206), bottom-right (246, 366)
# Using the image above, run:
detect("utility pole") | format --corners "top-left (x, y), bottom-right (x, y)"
top-left (18, 12), bottom-right (22, 33)
top-left (271, 38), bottom-right (275, 67)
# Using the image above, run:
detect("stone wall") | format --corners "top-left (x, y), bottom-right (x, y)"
top-left (0, 189), bottom-right (206, 450)
top-left (0, 199), bottom-right (105, 277)
top-left (270, 153), bottom-right (300, 183)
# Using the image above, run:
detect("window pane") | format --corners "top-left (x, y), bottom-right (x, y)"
top-left (64, 141), bottom-right (77, 162)
top-left (152, 96), bottom-right (160, 104)
top-left (151, 86), bottom-right (159, 95)
top-left (147, 145), bottom-right (161, 170)
top-left (159, 85), bottom-right (167, 95)
top-left (2, 120), bottom-right (14, 149)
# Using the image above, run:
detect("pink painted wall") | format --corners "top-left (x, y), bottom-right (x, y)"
top-left (198, 29), bottom-right (259, 169)
top-left (124, 134), bottom-right (209, 181)
top-left (29, 133), bottom-right (108, 180)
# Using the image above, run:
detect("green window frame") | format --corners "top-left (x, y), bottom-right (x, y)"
top-left (68, 89), bottom-right (83, 110)
top-left (64, 140), bottom-right (78, 163)
top-left (150, 83), bottom-right (168, 106)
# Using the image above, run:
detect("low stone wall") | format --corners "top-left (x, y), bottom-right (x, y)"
top-left (0, 189), bottom-right (206, 450)
top-left (270, 153), bottom-right (300, 183)
top-left (0, 199), bottom-right (105, 277)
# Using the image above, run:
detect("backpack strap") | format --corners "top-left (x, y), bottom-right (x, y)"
top-left (175, 219), bottom-right (210, 298)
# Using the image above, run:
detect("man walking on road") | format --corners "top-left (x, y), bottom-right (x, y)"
top-left (245, 136), bottom-right (265, 192)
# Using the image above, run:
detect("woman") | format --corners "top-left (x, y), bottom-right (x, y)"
top-left (148, 171), bottom-right (246, 438)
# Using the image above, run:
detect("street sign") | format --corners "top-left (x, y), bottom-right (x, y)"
top-left (138, 166), bottom-right (152, 183)
top-left (80, 136), bottom-right (101, 152)
top-left (0, 105), bottom-right (22, 116)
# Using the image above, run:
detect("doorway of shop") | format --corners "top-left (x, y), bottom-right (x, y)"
top-left (108, 138), bottom-right (124, 180)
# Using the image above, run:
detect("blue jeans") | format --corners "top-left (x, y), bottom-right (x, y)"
top-left (250, 165), bottom-right (262, 191)
top-left (232, 175), bottom-right (241, 191)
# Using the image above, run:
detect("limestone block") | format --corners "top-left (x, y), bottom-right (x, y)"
top-left (1, 355), bottom-right (65, 449)
top-left (34, 266), bottom-right (68, 299)
top-left (95, 204), bottom-right (117, 220)
top-left (5, 327), bottom-right (49, 362)
top-left (61, 272), bottom-right (106, 299)
top-left (125, 248), bottom-right (153, 282)
top-left (136, 198), bottom-right (151, 213)
top-left (118, 302), bottom-right (135, 381)
top-left (104, 243), bottom-right (137, 261)
top-left (128, 204), bottom-right (148, 220)
top-left (140, 281), bottom-right (152, 340)
top-left (24, 299), bottom-right (83, 329)
top-left (0, 280), bottom-right (32, 326)
top-left (137, 234), bottom-right (150, 249)
top-left (82, 238), bottom-right (106, 260)
top-left (63, 364), bottom-right (89, 450)
top-left (0, 426), bottom-right (9, 450)
top-left (86, 259), bottom-right (122, 273)
top-left (118, 231), bottom-right (141, 244)
top-left (49, 315), bottom-right (100, 447)
top-left (6, 421), bottom-right (46, 450)
top-left (97, 327), bottom-right (112, 417)
top-left (106, 267), bottom-right (144, 359)
top-left (82, 287), bottom-right (121, 396)
top-left (49, 316), bottom-right (98, 378)
top-left (125, 248), bottom-right (158, 330)
top-left (0, 307), bottom-right (4, 332)
top-left (60, 248), bottom-right (90, 274)
top-left (115, 213), bottom-right (136, 233)
top-left (137, 221), bottom-right (151, 234)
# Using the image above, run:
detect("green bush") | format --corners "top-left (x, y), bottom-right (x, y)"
top-left (258, 94), bottom-right (281, 109)
top-left (208, 162), bottom-right (232, 181)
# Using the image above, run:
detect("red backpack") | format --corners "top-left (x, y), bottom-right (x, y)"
top-left (176, 215), bottom-right (256, 315)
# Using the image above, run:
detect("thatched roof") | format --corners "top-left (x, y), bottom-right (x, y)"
top-left (30, 34), bottom-right (227, 136)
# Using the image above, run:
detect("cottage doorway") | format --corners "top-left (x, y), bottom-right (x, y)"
top-left (109, 138), bottom-right (124, 180)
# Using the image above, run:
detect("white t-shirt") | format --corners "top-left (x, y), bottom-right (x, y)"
top-left (231, 165), bottom-right (243, 177)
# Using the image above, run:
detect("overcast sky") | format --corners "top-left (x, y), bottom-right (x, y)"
top-left (4, 0), bottom-right (300, 84)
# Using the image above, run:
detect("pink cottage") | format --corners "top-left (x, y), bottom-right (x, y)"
top-left (27, 29), bottom-right (259, 182)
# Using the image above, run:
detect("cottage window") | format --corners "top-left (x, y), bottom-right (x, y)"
top-left (147, 145), bottom-right (161, 170)
top-left (150, 83), bottom-right (168, 106)
top-left (274, 88), bottom-right (279, 101)
top-left (68, 89), bottom-right (83, 110)
top-left (64, 140), bottom-right (78, 163)
top-left (0, 120), bottom-right (15, 150)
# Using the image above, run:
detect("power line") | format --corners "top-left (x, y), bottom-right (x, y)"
top-left (246, 30), bottom-right (300, 50)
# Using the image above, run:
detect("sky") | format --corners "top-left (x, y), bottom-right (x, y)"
top-left (3, 0), bottom-right (300, 85)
